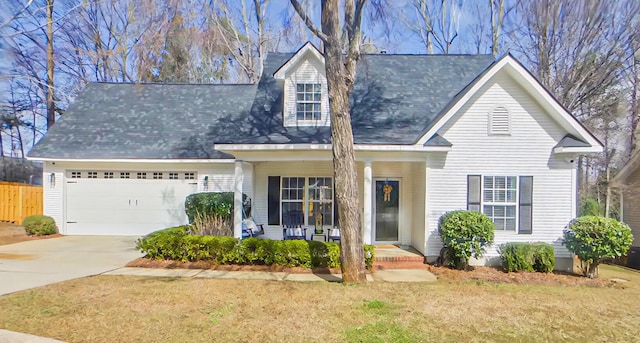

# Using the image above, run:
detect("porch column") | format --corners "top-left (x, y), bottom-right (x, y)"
top-left (234, 160), bottom-right (244, 239)
top-left (363, 161), bottom-right (372, 244)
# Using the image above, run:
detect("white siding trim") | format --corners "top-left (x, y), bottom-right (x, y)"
top-left (234, 161), bottom-right (244, 238)
top-left (273, 42), bottom-right (324, 79)
top-left (553, 146), bottom-right (603, 154)
top-left (363, 162), bottom-right (373, 244)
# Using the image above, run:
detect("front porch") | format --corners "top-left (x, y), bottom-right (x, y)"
top-left (230, 158), bottom-right (429, 254)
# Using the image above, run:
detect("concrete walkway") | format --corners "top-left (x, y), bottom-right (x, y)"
top-left (103, 266), bottom-right (437, 282)
top-left (0, 329), bottom-right (66, 343)
top-left (0, 236), bottom-right (142, 296)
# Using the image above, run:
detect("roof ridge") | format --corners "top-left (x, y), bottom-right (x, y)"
top-left (89, 82), bottom-right (255, 86)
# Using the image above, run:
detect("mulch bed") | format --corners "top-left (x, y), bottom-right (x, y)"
top-left (126, 257), bottom-right (344, 274)
top-left (426, 265), bottom-right (613, 287)
top-left (0, 222), bottom-right (62, 246)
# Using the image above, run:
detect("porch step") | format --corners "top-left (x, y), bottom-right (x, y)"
top-left (375, 255), bottom-right (424, 262)
top-left (373, 247), bottom-right (427, 270)
top-left (372, 260), bottom-right (427, 271)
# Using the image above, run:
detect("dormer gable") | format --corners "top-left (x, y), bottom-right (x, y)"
top-left (273, 42), bottom-right (329, 127)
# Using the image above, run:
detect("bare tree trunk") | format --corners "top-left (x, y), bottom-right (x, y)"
top-left (323, 0), bottom-right (366, 283)
top-left (605, 167), bottom-right (611, 218)
top-left (291, 0), bottom-right (367, 282)
top-left (46, 0), bottom-right (55, 129)
top-left (16, 126), bottom-right (24, 159)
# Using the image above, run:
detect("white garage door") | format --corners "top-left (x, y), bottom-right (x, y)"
top-left (65, 171), bottom-right (198, 236)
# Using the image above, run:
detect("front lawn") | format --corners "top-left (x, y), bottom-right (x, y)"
top-left (0, 265), bottom-right (638, 342)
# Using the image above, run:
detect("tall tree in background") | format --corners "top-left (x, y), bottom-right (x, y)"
top-left (512, 0), bottom-right (639, 216)
top-left (208, 0), bottom-right (273, 83)
top-left (289, 0), bottom-right (372, 282)
top-left (406, 0), bottom-right (462, 54)
top-left (627, 31), bottom-right (640, 154)
top-left (489, 0), bottom-right (518, 57)
top-left (45, 0), bottom-right (54, 129)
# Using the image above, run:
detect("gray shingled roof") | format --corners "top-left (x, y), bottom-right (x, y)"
top-left (29, 52), bottom-right (494, 159)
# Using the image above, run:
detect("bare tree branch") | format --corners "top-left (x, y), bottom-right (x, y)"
top-left (289, 0), bottom-right (329, 43)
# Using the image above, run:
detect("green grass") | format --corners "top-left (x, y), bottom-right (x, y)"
top-left (0, 265), bottom-right (638, 342)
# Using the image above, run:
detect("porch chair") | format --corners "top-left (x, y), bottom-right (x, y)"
top-left (283, 210), bottom-right (306, 240)
top-left (327, 226), bottom-right (341, 243)
top-left (242, 218), bottom-right (265, 238)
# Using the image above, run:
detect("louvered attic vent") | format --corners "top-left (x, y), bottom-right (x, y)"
top-left (489, 106), bottom-right (511, 135)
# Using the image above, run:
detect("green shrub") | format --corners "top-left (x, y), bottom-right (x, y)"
top-left (579, 196), bottom-right (601, 217)
top-left (184, 192), bottom-right (235, 224)
top-left (439, 210), bottom-right (495, 270)
top-left (136, 228), bottom-right (375, 269)
top-left (21, 215), bottom-right (58, 236)
top-left (563, 216), bottom-right (633, 278)
top-left (500, 242), bottom-right (555, 272)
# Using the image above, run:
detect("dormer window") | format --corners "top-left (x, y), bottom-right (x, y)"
top-left (296, 83), bottom-right (321, 121)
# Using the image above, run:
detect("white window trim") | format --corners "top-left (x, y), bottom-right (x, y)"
top-left (488, 105), bottom-right (512, 135)
top-left (280, 176), bottom-right (334, 227)
top-left (280, 177), bottom-right (306, 226)
top-left (481, 175), bottom-right (519, 232)
top-left (295, 83), bottom-right (322, 122)
top-left (68, 170), bottom-right (196, 180)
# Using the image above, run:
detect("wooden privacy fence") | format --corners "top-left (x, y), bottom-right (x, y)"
top-left (0, 182), bottom-right (43, 224)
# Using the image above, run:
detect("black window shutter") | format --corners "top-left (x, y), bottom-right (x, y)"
top-left (519, 176), bottom-right (533, 234)
top-left (267, 176), bottom-right (281, 225)
top-left (467, 175), bottom-right (481, 212)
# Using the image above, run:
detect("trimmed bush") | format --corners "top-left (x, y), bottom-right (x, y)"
top-left (439, 210), bottom-right (495, 270)
top-left (136, 227), bottom-right (375, 269)
top-left (184, 192), bottom-right (235, 223)
top-left (500, 242), bottom-right (555, 272)
top-left (563, 216), bottom-right (633, 278)
top-left (22, 215), bottom-right (58, 236)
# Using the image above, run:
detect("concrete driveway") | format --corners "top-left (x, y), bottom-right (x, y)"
top-left (0, 236), bottom-right (142, 296)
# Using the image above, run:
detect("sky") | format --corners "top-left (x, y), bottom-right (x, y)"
top-left (0, 0), bottom-right (516, 156)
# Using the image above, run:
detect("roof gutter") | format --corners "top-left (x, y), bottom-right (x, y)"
top-left (214, 143), bottom-right (452, 152)
top-left (26, 157), bottom-right (237, 163)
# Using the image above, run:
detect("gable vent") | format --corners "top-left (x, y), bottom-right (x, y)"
top-left (489, 106), bottom-right (511, 135)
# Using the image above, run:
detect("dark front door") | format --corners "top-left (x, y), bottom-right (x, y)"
top-left (374, 180), bottom-right (399, 242)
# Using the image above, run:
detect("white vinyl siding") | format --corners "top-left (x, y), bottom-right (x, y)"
top-left (283, 58), bottom-right (330, 127)
top-left (411, 161), bottom-right (427, 255)
top-left (43, 164), bottom-right (64, 230)
top-left (426, 72), bottom-right (576, 259)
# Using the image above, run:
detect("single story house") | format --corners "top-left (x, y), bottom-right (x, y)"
top-left (28, 43), bottom-right (603, 270)
top-left (612, 151), bottom-right (640, 268)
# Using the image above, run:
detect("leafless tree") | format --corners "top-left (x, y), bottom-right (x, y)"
top-left (405, 0), bottom-right (463, 54)
top-left (511, 0), bottom-right (639, 212)
top-left (289, 0), bottom-right (389, 283)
